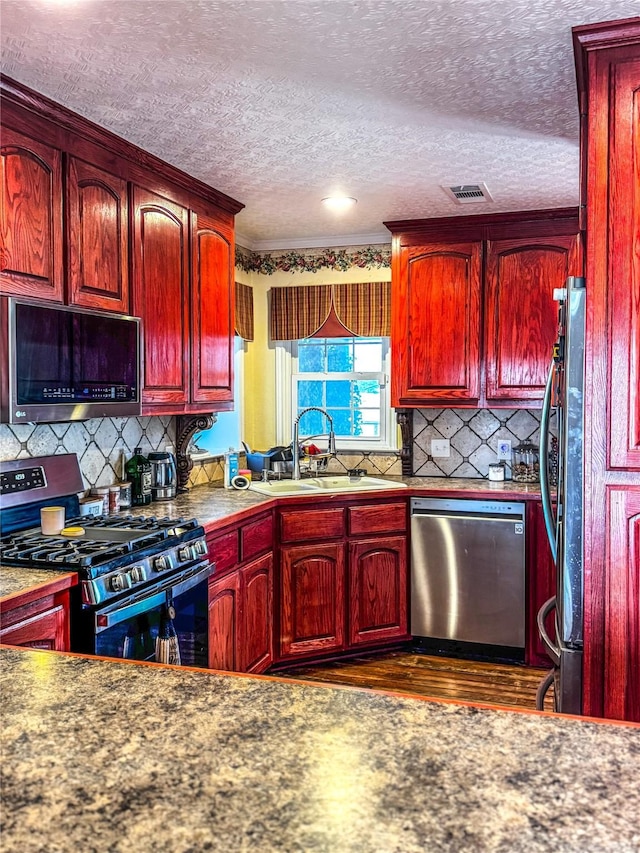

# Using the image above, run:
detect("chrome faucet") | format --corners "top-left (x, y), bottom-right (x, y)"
top-left (292, 407), bottom-right (337, 480)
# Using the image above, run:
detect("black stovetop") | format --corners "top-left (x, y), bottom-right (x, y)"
top-left (0, 514), bottom-right (202, 575)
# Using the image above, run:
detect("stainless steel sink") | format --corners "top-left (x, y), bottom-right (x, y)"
top-left (249, 476), bottom-right (406, 497)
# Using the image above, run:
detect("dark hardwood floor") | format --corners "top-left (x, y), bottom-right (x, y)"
top-left (277, 650), bottom-right (554, 712)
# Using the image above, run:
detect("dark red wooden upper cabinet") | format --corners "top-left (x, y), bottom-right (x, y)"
top-left (392, 241), bottom-right (482, 406)
top-left (0, 127), bottom-right (64, 302)
top-left (191, 209), bottom-right (234, 405)
top-left (67, 157), bottom-right (129, 314)
top-left (131, 186), bottom-right (190, 409)
top-left (485, 235), bottom-right (582, 402)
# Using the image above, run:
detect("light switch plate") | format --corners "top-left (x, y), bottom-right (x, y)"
top-left (431, 438), bottom-right (450, 458)
top-left (497, 439), bottom-right (512, 460)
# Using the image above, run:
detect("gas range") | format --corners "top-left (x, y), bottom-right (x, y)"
top-left (1, 454), bottom-right (214, 667)
top-left (0, 513), bottom-right (208, 605)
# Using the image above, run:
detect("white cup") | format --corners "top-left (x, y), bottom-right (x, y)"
top-left (41, 506), bottom-right (65, 535)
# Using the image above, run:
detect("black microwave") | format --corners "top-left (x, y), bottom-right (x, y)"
top-left (1, 298), bottom-right (141, 424)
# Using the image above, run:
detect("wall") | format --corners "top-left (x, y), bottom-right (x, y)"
top-left (238, 243), bottom-right (392, 452)
top-left (0, 417), bottom-right (175, 491)
top-left (411, 408), bottom-right (543, 479)
top-left (0, 417), bottom-right (226, 492)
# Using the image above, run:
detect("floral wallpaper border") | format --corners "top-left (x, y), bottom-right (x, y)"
top-left (235, 244), bottom-right (391, 275)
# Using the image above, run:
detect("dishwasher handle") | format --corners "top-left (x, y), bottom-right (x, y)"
top-left (411, 511), bottom-right (524, 524)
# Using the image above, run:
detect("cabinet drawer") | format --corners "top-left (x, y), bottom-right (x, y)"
top-left (348, 503), bottom-right (407, 536)
top-left (279, 508), bottom-right (345, 543)
top-left (241, 513), bottom-right (273, 562)
top-left (207, 529), bottom-right (239, 574)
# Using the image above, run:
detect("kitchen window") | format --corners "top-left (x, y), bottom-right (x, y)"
top-left (276, 336), bottom-right (396, 451)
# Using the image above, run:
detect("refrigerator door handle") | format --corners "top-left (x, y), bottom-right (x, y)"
top-left (537, 595), bottom-right (560, 665)
top-left (539, 358), bottom-right (557, 563)
top-left (535, 669), bottom-right (555, 711)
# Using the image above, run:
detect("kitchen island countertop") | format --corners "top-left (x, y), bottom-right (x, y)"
top-left (1, 645), bottom-right (638, 853)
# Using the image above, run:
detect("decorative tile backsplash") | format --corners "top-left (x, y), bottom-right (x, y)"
top-left (0, 418), bottom-right (177, 490)
top-left (412, 408), bottom-right (543, 479)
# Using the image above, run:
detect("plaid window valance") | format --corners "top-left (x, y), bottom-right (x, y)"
top-left (269, 282), bottom-right (391, 341)
top-left (234, 282), bottom-right (254, 341)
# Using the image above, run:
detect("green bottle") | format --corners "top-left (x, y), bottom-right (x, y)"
top-left (125, 447), bottom-right (152, 506)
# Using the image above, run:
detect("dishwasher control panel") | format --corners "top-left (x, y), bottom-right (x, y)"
top-left (410, 497), bottom-right (525, 518)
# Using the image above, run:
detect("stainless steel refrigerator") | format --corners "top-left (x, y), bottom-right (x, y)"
top-left (536, 276), bottom-right (586, 715)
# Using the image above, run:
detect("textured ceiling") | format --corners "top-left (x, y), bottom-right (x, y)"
top-left (1, 1), bottom-right (638, 248)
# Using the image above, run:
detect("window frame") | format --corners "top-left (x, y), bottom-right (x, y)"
top-left (275, 336), bottom-right (397, 452)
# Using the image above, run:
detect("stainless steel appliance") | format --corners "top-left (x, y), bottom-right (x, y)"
top-left (410, 497), bottom-right (526, 658)
top-left (148, 451), bottom-right (178, 501)
top-left (0, 455), bottom-right (213, 667)
top-left (536, 277), bottom-right (586, 714)
top-left (1, 297), bottom-right (141, 424)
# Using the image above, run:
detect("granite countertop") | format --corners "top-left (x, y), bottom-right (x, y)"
top-left (1, 646), bottom-right (638, 853)
top-left (112, 475), bottom-right (543, 529)
top-left (0, 566), bottom-right (77, 603)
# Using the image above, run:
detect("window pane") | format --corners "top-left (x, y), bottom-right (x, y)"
top-left (354, 341), bottom-right (382, 371)
top-left (326, 380), bottom-right (351, 407)
top-left (297, 408), bottom-right (325, 435)
top-left (359, 409), bottom-right (381, 437)
top-left (328, 409), bottom-right (353, 435)
top-left (327, 342), bottom-right (353, 372)
top-left (298, 343), bottom-right (324, 372)
top-left (354, 380), bottom-right (380, 408)
top-left (298, 380), bottom-right (324, 408)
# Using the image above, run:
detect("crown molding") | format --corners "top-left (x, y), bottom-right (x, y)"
top-left (236, 231), bottom-right (391, 252)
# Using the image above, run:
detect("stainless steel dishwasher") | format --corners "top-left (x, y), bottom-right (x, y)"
top-left (410, 497), bottom-right (526, 653)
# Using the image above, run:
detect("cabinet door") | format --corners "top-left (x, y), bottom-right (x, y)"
top-left (0, 127), bottom-right (64, 301)
top-left (191, 210), bottom-right (234, 405)
top-left (485, 235), bottom-right (581, 402)
top-left (239, 553), bottom-right (273, 674)
top-left (604, 488), bottom-right (640, 722)
top-left (0, 604), bottom-right (68, 651)
top-left (208, 571), bottom-right (240, 671)
top-left (607, 58), bottom-right (640, 470)
top-left (67, 157), bottom-right (129, 313)
top-left (131, 187), bottom-right (190, 409)
top-left (391, 242), bottom-right (481, 406)
top-left (279, 542), bottom-right (345, 659)
top-left (348, 536), bottom-right (408, 646)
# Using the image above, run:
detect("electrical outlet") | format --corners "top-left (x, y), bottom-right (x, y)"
top-left (431, 438), bottom-right (450, 458)
top-left (497, 439), bottom-right (512, 460)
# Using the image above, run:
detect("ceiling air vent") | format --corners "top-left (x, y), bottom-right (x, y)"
top-left (441, 182), bottom-right (493, 205)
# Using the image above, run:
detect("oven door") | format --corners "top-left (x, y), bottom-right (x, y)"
top-left (87, 561), bottom-right (214, 668)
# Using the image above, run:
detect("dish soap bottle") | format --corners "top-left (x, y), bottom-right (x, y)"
top-left (126, 447), bottom-right (152, 506)
top-left (223, 447), bottom-right (239, 489)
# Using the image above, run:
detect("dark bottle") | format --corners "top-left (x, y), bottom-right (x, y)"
top-left (125, 447), bottom-right (152, 506)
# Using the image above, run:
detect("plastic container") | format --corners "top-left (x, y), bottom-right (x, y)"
top-left (488, 463), bottom-right (505, 482)
top-left (512, 442), bottom-right (540, 483)
top-left (223, 448), bottom-right (240, 489)
top-left (79, 496), bottom-right (104, 517)
top-left (41, 506), bottom-right (65, 535)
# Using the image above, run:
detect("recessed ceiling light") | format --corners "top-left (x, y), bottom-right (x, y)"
top-left (321, 196), bottom-right (357, 213)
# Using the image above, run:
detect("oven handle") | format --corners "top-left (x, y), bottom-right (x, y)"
top-left (95, 590), bottom-right (168, 633)
top-left (170, 561), bottom-right (215, 599)
top-left (94, 561), bottom-right (214, 633)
